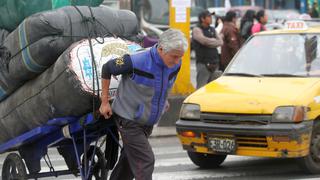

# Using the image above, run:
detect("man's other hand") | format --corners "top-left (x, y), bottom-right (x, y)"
top-left (99, 102), bottom-right (113, 119)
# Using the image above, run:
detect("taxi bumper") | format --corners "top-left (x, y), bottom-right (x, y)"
top-left (176, 119), bottom-right (313, 158)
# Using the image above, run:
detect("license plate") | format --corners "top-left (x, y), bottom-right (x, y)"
top-left (208, 137), bottom-right (236, 153)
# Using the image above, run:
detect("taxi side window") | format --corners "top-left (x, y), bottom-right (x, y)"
top-left (306, 36), bottom-right (320, 75)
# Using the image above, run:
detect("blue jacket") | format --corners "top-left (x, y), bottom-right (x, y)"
top-left (102, 45), bottom-right (181, 126)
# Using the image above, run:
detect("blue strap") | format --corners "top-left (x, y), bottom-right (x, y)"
top-left (19, 22), bottom-right (47, 73)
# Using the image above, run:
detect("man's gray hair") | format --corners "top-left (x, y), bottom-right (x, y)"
top-left (158, 29), bottom-right (188, 53)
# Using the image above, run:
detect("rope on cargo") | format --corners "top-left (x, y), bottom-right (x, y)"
top-left (73, 5), bottom-right (100, 121)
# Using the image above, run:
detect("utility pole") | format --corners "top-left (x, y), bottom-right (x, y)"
top-left (169, 0), bottom-right (194, 95)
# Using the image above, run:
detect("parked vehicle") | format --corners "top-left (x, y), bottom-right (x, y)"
top-left (176, 21), bottom-right (320, 174)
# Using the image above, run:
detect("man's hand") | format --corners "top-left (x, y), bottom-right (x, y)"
top-left (99, 102), bottom-right (113, 119)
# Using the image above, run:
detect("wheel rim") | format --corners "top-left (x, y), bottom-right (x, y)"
top-left (9, 162), bottom-right (18, 179)
top-left (82, 147), bottom-right (107, 180)
top-left (90, 154), bottom-right (103, 179)
top-left (310, 134), bottom-right (320, 163)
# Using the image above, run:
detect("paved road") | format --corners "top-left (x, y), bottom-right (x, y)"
top-left (1, 136), bottom-right (320, 179)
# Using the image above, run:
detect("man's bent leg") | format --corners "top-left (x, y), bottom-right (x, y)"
top-left (115, 116), bottom-right (155, 180)
top-left (109, 148), bottom-right (134, 180)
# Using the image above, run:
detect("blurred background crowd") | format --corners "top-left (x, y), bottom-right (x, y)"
top-left (102, 0), bottom-right (320, 44)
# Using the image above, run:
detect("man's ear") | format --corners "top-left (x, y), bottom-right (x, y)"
top-left (200, 17), bottom-right (205, 23)
top-left (158, 46), bottom-right (164, 54)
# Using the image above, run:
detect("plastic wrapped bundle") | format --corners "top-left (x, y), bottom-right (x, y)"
top-left (0, 0), bottom-right (104, 31)
top-left (0, 37), bottom-right (142, 144)
top-left (0, 5), bottom-right (139, 101)
top-left (0, 28), bottom-right (8, 45)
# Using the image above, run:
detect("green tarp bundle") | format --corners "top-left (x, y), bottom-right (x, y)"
top-left (0, 0), bottom-right (103, 31)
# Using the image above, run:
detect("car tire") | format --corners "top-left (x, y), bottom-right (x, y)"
top-left (187, 151), bottom-right (227, 169)
top-left (297, 121), bottom-right (320, 174)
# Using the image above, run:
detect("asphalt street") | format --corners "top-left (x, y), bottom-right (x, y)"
top-left (1, 136), bottom-right (320, 180)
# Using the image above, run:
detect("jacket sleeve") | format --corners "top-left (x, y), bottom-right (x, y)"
top-left (192, 27), bottom-right (223, 48)
top-left (224, 28), bottom-right (241, 56)
top-left (101, 54), bottom-right (133, 79)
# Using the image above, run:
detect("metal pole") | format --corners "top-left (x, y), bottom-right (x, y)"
top-left (72, 137), bottom-right (85, 180)
top-left (169, 0), bottom-right (195, 95)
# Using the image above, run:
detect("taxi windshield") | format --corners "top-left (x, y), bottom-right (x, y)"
top-left (225, 34), bottom-right (320, 77)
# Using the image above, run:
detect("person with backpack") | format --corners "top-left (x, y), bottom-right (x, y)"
top-left (251, 10), bottom-right (268, 35)
top-left (240, 10), bottom-right (256, 41)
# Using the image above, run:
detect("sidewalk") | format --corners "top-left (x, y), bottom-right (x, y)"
top-left (150, 126), bottom-right (177, 138)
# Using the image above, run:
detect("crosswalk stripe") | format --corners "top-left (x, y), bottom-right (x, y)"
top-left (2, 142), bottom-right (314, 180)
top-left (152, 169), bottom-right (241, 180)
top-left (155, 157), bottom-right (193, 167)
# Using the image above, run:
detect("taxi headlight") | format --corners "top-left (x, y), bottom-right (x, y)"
top-left (271, 106), bottom-right (308, 123)
top-left (180, 103), bottom-right (200, 120)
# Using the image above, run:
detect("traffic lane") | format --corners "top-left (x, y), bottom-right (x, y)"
top-left (154, 154), bottom-right (320, 179)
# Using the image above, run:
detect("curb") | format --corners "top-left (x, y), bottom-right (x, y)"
top-left (150, 126), bottom-right (177, 138)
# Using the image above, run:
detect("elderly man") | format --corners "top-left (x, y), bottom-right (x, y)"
top-left (99, 29), bottom-right (187, 180)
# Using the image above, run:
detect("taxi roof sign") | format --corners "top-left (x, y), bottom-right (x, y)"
top-left (284, 20), bottom-right (308, 31)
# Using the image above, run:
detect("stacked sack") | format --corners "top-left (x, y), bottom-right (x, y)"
top-left (0, 6), bottom-right (142, 143)
top-left (0, 0), bottom-right (104, 32)
top-left (0, 5), bottom-right (139, 101)
top-left (0, 37), bottom-right (142, 144)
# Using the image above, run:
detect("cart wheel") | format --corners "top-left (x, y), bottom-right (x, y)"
top-left (2, 153), bottom-right (27, 180)
top-left (82, 146), bottom-right (108, 180)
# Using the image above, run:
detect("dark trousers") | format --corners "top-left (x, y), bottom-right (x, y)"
top-left (109, 115), bottom-right (154, 180)
top-left (196, 62), bottom-right (221, 89)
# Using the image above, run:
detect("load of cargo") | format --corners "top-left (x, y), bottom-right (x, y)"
top-left (0, 5), bottom-right (141, 143)
top-left (0, 0), bottom-right (104, 31)
top-left (0, 5), bottom-right (139, 101)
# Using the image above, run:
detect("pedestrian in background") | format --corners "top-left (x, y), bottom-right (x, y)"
top-left (240, 10), bottom-right (255, 41)
top-left (99, 29), bottom-right (187, 180)
top-left (215, 16), bottom-right (224, 62)
top-left (310, 2), bottom-right (319, 18)
top-left (192, 10), bottom-right (223, 89)
top-left (220, 11), bottom-right (241, 71)
top-left (251, 10), bottom-right (268, 35)
top-left (215, 16), bottom-right (224, 34)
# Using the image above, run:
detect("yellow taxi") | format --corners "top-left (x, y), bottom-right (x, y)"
top-left (176, 21), bottom-right (320, 174)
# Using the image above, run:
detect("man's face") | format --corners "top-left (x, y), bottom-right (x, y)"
top-left (202, 15), bottom-right (212, 25)
top-left (158, 47), bottom-right (185, 68)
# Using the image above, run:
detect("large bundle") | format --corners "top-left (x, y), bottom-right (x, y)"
top-left (0, 0), bottom-right (103, 31)
top-left (0, 37), bottom-right (142, 143)
top-left (0, 28), bottom-right (8, 45)
top-left (0, 5), bottom-right (139, 101)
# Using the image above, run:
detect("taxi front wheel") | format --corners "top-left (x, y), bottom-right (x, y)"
top-left (297, 121), bottom-right (320, 174)
top-left (187, 151), bottom-right (226, 169)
